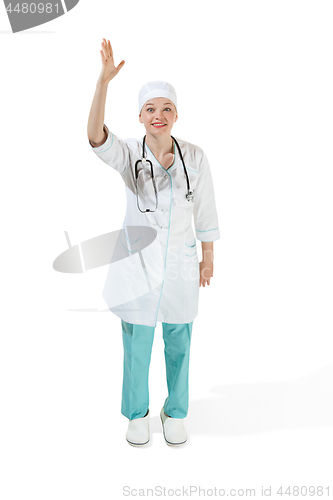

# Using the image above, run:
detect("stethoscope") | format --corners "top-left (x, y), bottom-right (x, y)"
top-left (135, 135), bottom-right (194, 213)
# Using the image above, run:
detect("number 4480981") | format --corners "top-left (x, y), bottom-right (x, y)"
top-left (6, 3), bottom-right (59, 14)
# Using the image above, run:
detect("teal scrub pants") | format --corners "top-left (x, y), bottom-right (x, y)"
top-left (121, 319), bottom-right (193, 420)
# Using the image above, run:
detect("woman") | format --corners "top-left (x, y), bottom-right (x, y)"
top-left (87, 39), bottom-right (220, 447)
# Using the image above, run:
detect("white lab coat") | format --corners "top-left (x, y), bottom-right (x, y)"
top-left (89, 125), bottom-right (220, 327)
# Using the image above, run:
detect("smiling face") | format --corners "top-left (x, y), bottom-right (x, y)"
top-left (139, 97), bottom-right (178, 137)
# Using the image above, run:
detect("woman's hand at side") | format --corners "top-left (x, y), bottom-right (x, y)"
top-left (199, 241), bottom-right (214, 287)
top-left (199, 260), bottom-right (214, 287)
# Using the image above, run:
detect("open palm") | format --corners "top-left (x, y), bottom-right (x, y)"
top-left (99, 38), bottom-right (125, 84)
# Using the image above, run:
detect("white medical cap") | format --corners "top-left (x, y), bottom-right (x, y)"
top-left (138, 81), bottom-right (177, 113)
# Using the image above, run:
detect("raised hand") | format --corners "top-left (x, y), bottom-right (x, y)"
top-left (99, 38), bottom-right (125, 84)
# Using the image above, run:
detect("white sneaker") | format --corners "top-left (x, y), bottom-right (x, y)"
top-left (126, 410), bottom-right (150, 447)
top-left (160, 407), bottom-right (188, 446)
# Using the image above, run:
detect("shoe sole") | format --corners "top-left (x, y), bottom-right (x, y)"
top-left (126, 438), bottom-right (150, 447)
top-left (160, 413), bottom-right (187, 447)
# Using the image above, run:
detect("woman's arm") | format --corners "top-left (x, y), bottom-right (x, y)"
top-left (200, 241), bottom-right (214, 287)
top-left (87, 80), bottom-right (109, 147)
top-left (87, 39), bottom-right (125, 147)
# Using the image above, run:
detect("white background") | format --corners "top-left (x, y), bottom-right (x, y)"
top-left (1, 0), bottom-right (333, 498)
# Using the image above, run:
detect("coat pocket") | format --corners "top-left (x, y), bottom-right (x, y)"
top-left (183, 239), bottom-right (199, 282)
top-left (185, 238), bottom-right (197, 257)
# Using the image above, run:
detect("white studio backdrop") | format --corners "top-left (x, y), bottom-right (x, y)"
top-left (0, 0), bottom-right (333, 499)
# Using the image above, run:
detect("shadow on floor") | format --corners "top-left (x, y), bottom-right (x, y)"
top-left (150, 363), bottom-right (333, 436)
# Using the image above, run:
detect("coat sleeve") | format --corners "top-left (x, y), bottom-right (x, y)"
top-left (193, 149), bottom-right (220, 242)
top-left (88, 124), bottom-right (130, 175)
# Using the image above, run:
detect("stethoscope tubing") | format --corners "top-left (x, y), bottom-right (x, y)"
top-left (135, 135), bottom-right (193, 213)
top-left (171, 136), bottom-right (191, 196)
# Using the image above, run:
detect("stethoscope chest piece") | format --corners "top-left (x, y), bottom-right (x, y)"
top-left (186, 190), bottom-right (194, 202)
